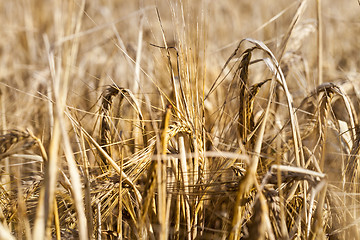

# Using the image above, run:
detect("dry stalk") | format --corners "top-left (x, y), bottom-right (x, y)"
top-left (158, 104), bottom-right (171, 240)
top-left (316, 0), bottom-right (323, 86)
top-left (178, 134), bottom-right (192, 240)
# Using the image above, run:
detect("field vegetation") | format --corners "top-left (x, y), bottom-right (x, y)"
top-left (0, 0), bottom-right (360, 239)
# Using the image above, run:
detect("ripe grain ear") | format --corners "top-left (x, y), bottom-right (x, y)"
top-left (237, 48), bottom-right (252, 145)
top-left (99, 84), bottom-right (147, 170)
top-left (99, 84), bottom-right (121, 169)
top-left (0, 130), bottom-right (35, 159)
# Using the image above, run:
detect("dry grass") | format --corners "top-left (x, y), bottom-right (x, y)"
top-left (0, 0), bottom-right (360, 239)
